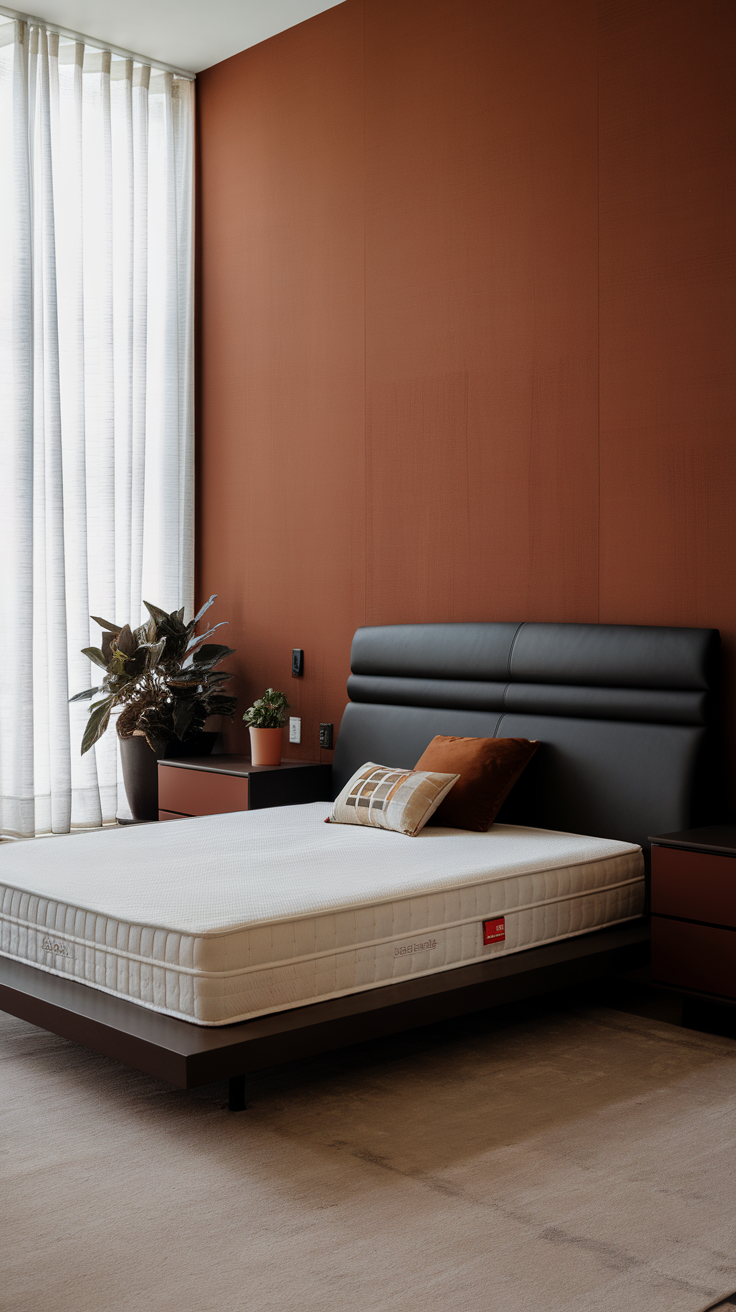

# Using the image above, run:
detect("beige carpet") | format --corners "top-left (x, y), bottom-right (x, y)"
top-left (1, 996), bottom-right (735, 1312)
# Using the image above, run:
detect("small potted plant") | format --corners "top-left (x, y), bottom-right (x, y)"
top-left (242, 688), bottom-right (290, 766)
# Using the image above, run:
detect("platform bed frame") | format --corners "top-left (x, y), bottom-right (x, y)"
top-left (0, 620), bottom-right (722, 1107)
top-left (0, 923), bottom-right (648, 1110)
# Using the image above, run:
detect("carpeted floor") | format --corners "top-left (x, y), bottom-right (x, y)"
top-left (1, 994), bottom-right (735, 1312)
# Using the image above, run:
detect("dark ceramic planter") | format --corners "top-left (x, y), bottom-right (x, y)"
top-left (119, 734), bottom-right (167, 822)
top-left (119, 732), bottom-right (217, 822)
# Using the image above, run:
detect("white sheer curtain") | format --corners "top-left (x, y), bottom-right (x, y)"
top-left (0, 18), bottom-right (194, 838)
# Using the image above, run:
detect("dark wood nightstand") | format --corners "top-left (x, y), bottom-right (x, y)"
top-left (157, 756), bottom-right (332, 821)
top-left (649, 825), bottom-right (736, 1003)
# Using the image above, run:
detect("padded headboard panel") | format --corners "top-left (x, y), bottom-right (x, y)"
top-left (332, 622), bottom-right (722, 851)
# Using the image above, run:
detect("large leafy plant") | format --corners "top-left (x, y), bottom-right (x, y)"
top-left (71, 596), bottom-right (237, 755)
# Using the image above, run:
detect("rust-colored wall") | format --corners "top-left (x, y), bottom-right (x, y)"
top-left (197, 0), bottom-right (736, 792)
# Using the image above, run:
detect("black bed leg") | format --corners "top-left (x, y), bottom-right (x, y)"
top-left (228, 1074), bottom-right (247, 1112)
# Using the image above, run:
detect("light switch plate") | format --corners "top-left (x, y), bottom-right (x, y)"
top-left (289, 717), bottom-right (301, 744)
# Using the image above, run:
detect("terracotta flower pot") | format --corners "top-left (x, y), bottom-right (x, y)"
top-left (249, 726), bottom-right (283, 766)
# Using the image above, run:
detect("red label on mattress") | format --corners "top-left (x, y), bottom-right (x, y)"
top-left (483, 917), bottom-right (505, 945)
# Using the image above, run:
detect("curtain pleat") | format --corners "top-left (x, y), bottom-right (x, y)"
top-left (0, 20), bottom-right (194, 837)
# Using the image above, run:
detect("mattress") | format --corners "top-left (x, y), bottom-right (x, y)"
top-left (0, 802), bottom-right (645, 1026)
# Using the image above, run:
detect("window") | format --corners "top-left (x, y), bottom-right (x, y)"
top-left (0, 19), bottom-right (194, 836)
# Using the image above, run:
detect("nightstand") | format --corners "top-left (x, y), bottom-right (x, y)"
top-left (157, 756), bottom-right (332, 821)
top-left (649, 825), bottom-right (736, 1002)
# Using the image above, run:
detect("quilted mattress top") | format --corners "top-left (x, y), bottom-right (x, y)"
top-left (0, 802), bottom-right (641, 937)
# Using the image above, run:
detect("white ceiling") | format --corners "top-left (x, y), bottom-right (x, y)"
top-left (9, 0), bottom-right (346, 74)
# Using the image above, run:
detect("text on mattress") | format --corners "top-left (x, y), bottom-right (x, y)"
top-left (41, 936), bottom-right (71, 958)
top-left (394, 939), bottom-right (437, 957)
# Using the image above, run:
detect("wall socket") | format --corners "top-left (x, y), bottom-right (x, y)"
top-left (289, 717), bottom-right (301, 744)
top-left (319, 723), bottom-right (333, 750)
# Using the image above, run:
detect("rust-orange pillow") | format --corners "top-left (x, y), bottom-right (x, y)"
top-left (413, 736), bottom-right (538, 831)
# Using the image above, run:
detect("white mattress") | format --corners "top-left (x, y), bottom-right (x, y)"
top-left (0, 802), bottom-right (644, 1026)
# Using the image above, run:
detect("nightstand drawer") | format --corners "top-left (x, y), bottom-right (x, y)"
top-left (651, 916), bottom-right (736, 999)
top-left (158, 766), bottom-right (249, 816)
top-left (651, 846), bottom-right (736, 928)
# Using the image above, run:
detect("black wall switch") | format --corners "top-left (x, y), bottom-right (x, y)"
top-left (292, 648), bottom-right (304, 677)
top-left (319, 723), bottom-right (333, 750)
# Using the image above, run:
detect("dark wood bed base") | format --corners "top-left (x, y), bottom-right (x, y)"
top-left (0, 921), bottom-right (648, 1109)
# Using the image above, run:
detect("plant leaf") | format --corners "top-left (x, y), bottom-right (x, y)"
top-left (192, 643), bottom-right (236, 668)
top-left (205, 695), bottom-right (237, 717)
top-left (115, 624), bottom-right (138, 657)
top-left (185, 622), bottom-right (228, 655)
top-left (69, 686), bottom-right (103, 703)
top-left (199, 669), bottom-right (234, 686)
top-left (143, 599), bottom-right (174, 626)
top-left (192, 594), bottom-right (217, 627)
top-left (173, 699), bottom-right (196, 739)
top-left (143, 638), bottom-right (167, 669)
top-left (167, 665), bottom-right (203, 683)
top-left (90, 616), bottom-right (121, 635)
top-left (80, 696), bottom-right (114, 754)
top-left (140, 726), bottom-right (171, 755)
top-left (134, 618), bottom-right (157, 645)
top-left (109, 649), bottom-right (130, 678)
top-left (81, 646), bottom-right (108, 671)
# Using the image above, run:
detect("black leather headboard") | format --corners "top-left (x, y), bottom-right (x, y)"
top-left (332, 622), bottom-right (723, 851)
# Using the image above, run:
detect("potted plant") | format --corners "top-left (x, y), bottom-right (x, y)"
top-left (70, 596), bottom-right (237, 821)
top-left (242, 689), bottom-right (290, 766)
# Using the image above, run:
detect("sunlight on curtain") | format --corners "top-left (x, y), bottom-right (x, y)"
top-left (0, 19), bottom-right (194, 837)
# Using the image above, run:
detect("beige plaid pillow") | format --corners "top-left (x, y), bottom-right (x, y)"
top-left (329, 762), bottom-right (460, 837)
